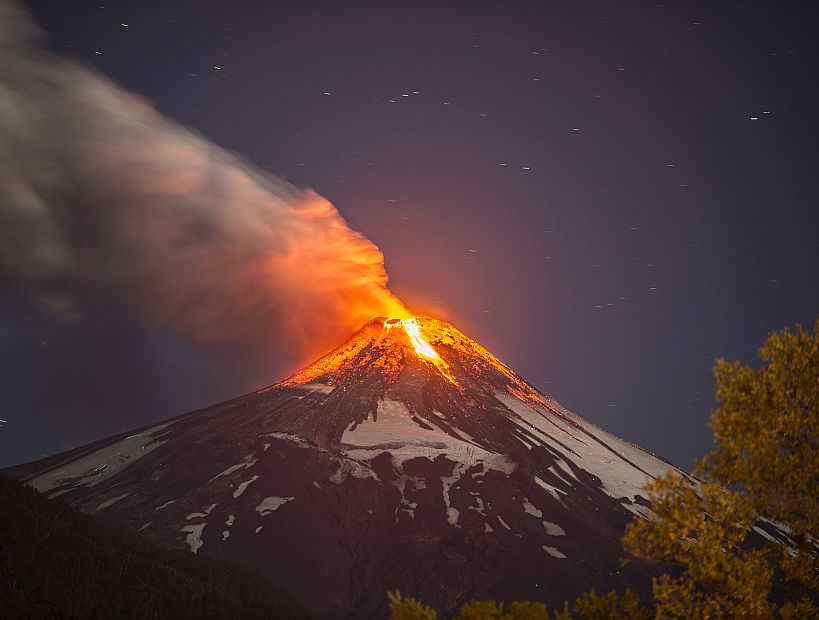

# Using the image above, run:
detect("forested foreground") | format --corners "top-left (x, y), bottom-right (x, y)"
top-left (0, 477), bottom-right (310, 619)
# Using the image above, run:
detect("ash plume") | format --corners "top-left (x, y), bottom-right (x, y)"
top-left (0, 1), bottom-right (408, 360)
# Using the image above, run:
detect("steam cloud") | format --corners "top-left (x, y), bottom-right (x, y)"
top-left (0, 1), bottom-right (409, 360)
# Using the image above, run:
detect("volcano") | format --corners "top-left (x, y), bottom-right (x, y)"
top-left (5, 317), bottom-right (687, 618)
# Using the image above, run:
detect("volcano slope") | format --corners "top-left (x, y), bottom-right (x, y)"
top-left (5, 317), bottom-right (689, 618)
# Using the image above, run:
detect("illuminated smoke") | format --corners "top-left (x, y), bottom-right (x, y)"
top-left (0, 0), bottom-right (409, 360)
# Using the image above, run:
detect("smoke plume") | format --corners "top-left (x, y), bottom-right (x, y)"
top-left (0, 1), bottom-right (409, 360)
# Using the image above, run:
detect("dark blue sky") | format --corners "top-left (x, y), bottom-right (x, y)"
top-left (2, 1), bottom-right (817, 469)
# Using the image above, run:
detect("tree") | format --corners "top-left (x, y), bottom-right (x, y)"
top-left (388, 592), bottom-right (562, 619)
top-left (454, 600), bottom-right (552, 620)
top-left (388, 591), bottom-right (438, 620)
top-left (572, 589), bottom-right (650, 620)
top-left (617, 317), bottom-right (818, 617)
top-left (705, 318), bottom-right (818, 595)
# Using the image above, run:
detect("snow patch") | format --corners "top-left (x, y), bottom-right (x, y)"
top-left (225, 514), bottom-right (235, 526)
top-left (209, 455), bottom-right (257, 482)
top-left (91, 493), bottom-right (129, 514)
top-left (181, 523), bottom-right (206, 554)
top-left (753, 525), bottom-right (779, 544)
top-left (341, 400), bottom-right (517, 498)
top-left (186, 503), bottom-right (218, 520)
top-left (427, 409), bottom-right (476, 443)
top-left (137, 522), bottom-right (151, 532)
top-left (522, 497), bottom-right (542, 518)
top-left (543, 545), bottom-right (566, 559)
top-left (260, 432), bottom-right (315, 449)
top-left (468, 493), bottom-right (487, 517)
top-left (341, 399), bottom-right (436, 447)
top-left (233, 475), bottom-right (260, 498)
top-left (442, 463), bottom-right (466, 527)
top-left (342, 402), bottom-right (519, 529)
top-left (328, 458), bottom-right (376, 484)
top-left (154, 499), bottom-right (177, 511)
top-left (255, 526), bottom-right (263, 534)
top-left (28, 422), bottom-right (172, 492)
top-left (497, 516), bottom-right (512, 530)
top-left (543, 521), bottom-right (566, 536)
top-left (497, 391), bottom-right (678, 507)
top-left (391, 477), bottom-right (416, 524)
top-left (210, 462), bottom-right (249, 480)
top-left (553, 458), bottom-right (578, 482)
top-left (255, 496), bottom-right (294, 515)
top-left (547, 466), bottom-right (574, 487)
top-left (222, 530), bottom-right (230, 540)
top-left (534, 476), bottom-right (566, 502)
top-left (395, 489), bottom-right (417, 521)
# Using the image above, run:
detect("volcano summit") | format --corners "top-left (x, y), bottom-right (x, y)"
top-left (6, 317), bottom-right (686, 618)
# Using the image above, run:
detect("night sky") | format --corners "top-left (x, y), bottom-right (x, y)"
top-left (2, 1), bottom-right (817, 470)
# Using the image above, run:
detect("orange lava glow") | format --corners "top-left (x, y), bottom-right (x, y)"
top-left (386, 318), bottom-right (436, 358)
top-left (385, 317), bottom-right (456, 382)
top-left (282, 315), bottom-right (550, 396)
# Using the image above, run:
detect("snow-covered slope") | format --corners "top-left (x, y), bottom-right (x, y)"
top-left (6, 317), bottom-right (687, 619)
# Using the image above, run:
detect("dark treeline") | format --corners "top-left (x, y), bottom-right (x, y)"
top-left (0, 478), bottom-right (311, 619)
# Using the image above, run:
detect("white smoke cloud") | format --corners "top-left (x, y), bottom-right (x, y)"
top-left (0, 0), bottom-right (408, 360)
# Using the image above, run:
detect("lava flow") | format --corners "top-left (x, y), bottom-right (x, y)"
top-left (391, 318), bottom-right (437, 358)
top-left (384, 317), bottom-right (456, 383)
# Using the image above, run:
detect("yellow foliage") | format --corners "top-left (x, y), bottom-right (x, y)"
top-left (572, 588), bottom-right (650, 619)
top-left (454, 599), bottom-right (551, 619)
top-left (702, 318), bottom-right (819, 592)
top-left (620, 317), bottom-right (819, 617)
top-left (623, 474), bottom-right (776, 618)
top-left (388, 590), bottom-right (438, 620)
